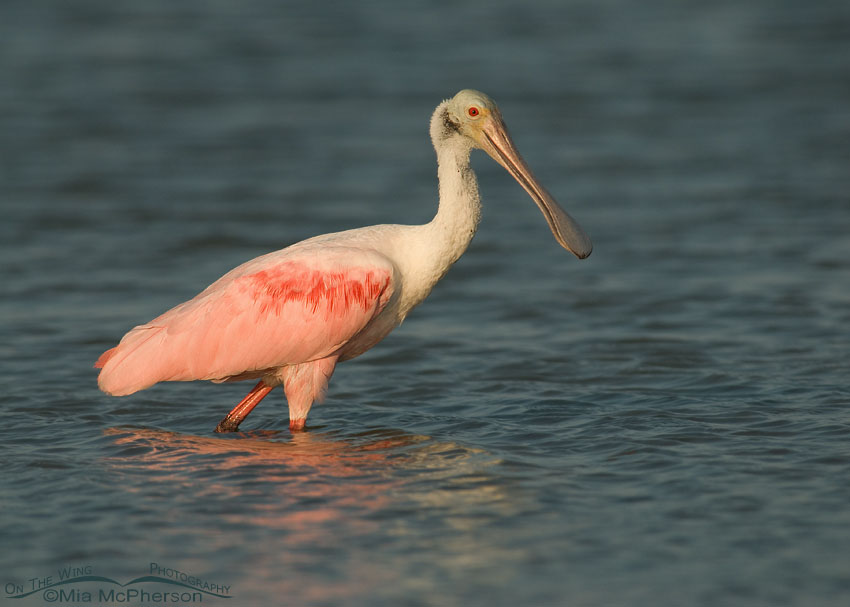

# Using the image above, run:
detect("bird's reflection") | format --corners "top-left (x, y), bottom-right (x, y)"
top-left (103, 425), bottom-right (427, 483)
top-left (102, 425), bottom-right (502, 525)
top-left (104, 426), bottom-right (428, 530)
top-left (100, 425), bottom-right (510, 603)
top-left (105, 425), bottom-right (423, 469)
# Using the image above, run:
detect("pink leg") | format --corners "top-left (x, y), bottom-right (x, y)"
top-left (281, 357), bottom-right (338, 432)
top-left (214, 380), bottom-right (275, 433)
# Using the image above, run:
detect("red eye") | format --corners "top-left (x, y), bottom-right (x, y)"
top-left (468, 107), bottom-right (480, 117)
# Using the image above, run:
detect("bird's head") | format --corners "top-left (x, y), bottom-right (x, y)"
top-left (431, 89), bottom-right (592, 260)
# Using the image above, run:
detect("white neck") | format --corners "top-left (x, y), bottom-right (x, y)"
top-left (385, 101), bottom-right (483, 312)
top-left (408, 103), bottom-right (481, 290)
top-left (428, 137), bottom-right (481, 264)
top-left (429, 102), bottom-right (482, 256)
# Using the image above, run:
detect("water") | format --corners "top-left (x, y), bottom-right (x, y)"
top-left (2, 1), bottom-right (849, 605)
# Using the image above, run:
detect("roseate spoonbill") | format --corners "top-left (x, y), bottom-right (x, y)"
top-left (95, 90), bottom-right (592, 433)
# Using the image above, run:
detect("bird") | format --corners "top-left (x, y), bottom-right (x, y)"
top-left (95, 89), bottom-right (592, 433)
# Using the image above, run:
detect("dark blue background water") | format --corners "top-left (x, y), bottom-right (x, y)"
top-left (2, 1), bottom-right (849, 605)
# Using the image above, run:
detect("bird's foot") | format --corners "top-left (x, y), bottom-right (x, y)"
top-left (213, 380), bottom-right (274, 434)
top-left (214, 417), bottom-right (241, 433)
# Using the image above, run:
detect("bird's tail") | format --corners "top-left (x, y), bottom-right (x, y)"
top-left (94, 325), bottom-right (170, 396)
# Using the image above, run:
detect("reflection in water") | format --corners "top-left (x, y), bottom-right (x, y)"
top-left (104, 425), bottom-right (424, 476)
top-left (102, 427), bottom-right (424, 557)
top-left (101, 426), bottom-right (513, 603)
top-left (103, 425), bottom-right (501, 499)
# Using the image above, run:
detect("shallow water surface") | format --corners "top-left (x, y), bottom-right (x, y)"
top-left (2, 1), bottom-right (849, 605)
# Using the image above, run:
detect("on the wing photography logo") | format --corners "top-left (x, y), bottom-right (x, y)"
top-left (5, 562), bottom-right (231, 604)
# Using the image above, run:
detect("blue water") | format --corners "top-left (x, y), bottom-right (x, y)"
top-left (2, 1), bottom-right (849, 605)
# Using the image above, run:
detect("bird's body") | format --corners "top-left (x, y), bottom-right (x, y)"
top-left (96, 90), bottom-right (591, 432)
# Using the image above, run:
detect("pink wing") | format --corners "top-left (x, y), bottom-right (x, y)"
top-left (96, 246), bottom-right (395, 395)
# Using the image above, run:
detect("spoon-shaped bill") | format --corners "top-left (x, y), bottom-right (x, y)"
top-left (480, 115), bottom-right (592, 259)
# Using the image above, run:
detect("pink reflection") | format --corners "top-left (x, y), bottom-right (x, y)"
top-left (102, 426), bottom-right (427, 601)
top-left (103, 426), bottom-right (424, 527)
top-left (100, 427), bottom-right (502, 603)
